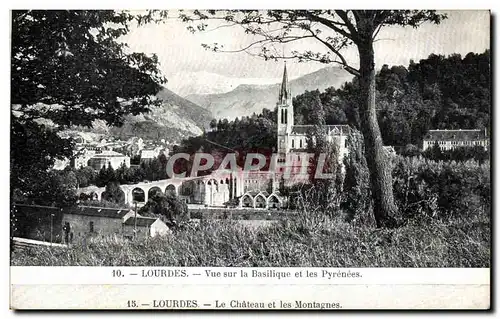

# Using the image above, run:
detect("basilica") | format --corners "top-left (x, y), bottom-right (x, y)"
top-left (274, 63), bottom-right (350, 185)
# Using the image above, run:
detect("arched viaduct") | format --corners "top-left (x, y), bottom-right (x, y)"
top-left (77, 169), bottom-right (286, 209)
top-left (77, 169), bottom-right (246, 207)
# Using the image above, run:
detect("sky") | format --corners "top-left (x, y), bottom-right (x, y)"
top-left (121, 10), bottom-right (490, 95)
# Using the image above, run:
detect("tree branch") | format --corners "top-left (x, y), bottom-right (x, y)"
top-left (334, 10), bottom-right (359, 41)
top-left (302, 11), bottom-right (354, 41)
top-left (303, 28), bottom-right (360, 76)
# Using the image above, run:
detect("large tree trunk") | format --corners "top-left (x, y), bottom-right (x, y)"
top-left (357, 41), bottom-right (397, 228)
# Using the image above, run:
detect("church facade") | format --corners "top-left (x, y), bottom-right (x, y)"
top-left (275, 64), bottom-right (350, 185)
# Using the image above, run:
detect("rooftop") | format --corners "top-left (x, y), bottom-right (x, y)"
top-left (424, 129), bottom-right (488, 141)
top-left (64, 206), bottom-right (133, 219)
top-left (92, 150), bottom-right (129, 158)
top-left (123, 216), bottom-right (159, 227)
top-left (291, 125), bottom-right (351, 135)
top-left (13, 203), bottom-right (63, 214)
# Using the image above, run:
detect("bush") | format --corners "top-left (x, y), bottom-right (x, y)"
top-left (422, 144), bottom-right (489, 163)
top-left (392, 155), bottom-right (490, 222)
top-left (340, 133), bottom-right (372, 224)
top-left (139, 193), bottom-right (189, 226)
top-left (401, 144), bottom-right (421, 157)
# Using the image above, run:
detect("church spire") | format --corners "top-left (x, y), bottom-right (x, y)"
top-left (278, 62), bottom-right (290, 104)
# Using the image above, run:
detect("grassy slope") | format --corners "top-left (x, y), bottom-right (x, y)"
top-left (11, 212), bottom-right (490, 267)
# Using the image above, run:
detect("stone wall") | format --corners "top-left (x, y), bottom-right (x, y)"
top-left (62, 211), bottom-right (135, 241)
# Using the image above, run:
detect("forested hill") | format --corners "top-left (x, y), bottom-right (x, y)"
top-left (176, 50), bottom-right (490, 153)
top-left (109, 87), bottom-right (213, 142)
top-left (292, 50), bottom-right (491, 148)
top-left (186, 66), bottom-right (353, 120)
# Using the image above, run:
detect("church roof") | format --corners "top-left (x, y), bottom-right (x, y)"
top-left (278, 63), bottom-right (290, 104)
top-left (290, 125), bottom-right (350, 135)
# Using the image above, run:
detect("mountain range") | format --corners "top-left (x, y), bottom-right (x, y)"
top-left (78, 66), bottom-right (352, 143)
top-left (165, 71), bottom-right (288, 96)
top-left (109, 88), bottom-right (213, 142)
top-left (186, 66), bottom-right (354, 120)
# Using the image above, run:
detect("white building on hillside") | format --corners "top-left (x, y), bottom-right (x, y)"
top-left (87, 150), bottom-right (130, 170)
top-left (422, 129), bottom-right (489, 151)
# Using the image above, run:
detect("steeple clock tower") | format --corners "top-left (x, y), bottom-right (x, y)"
top-left (276, 63), bottom-right (294, 154)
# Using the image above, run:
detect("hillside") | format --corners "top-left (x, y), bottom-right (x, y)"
top-left (109, 88), bottom-right (213, 142)
top-left (186, 66), bottom-right (353, 119)
top-left (166, 71), bottom-right (283, 96)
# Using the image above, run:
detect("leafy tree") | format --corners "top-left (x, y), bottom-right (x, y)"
top-left (75, 166), bottom-right (97, 188)
top-left (293, 89), bottom-right (348, 125)
top-left (341, 132), bottom-right (371, 223)
top-left (176, 10), bottom-right (446, 227)
top-left (424, 142), bottom-right (443, 161)
top-left (106, 163), bottom-right (117, 182)
top-left (101, 181), bottom-right (125, 204)
top-left (304, 94), bottom-right (343, 212)
top-left (139, 193), bottom-right (189, 226)
top-left (11, 10), bottom-right (165, 204)
top-left (422, 145), bottom-right (489, 163)
top-left (95, 164), bottom-right (117, 187)
top-left (12, 170), bottom-right (78, 207)
top-left (401, 144), bottom-right (421, 157)
top-left (11, 120), bottom-right (74, 199)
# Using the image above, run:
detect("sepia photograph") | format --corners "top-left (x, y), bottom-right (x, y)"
top-left (9, 9), bottom-right (491, 273)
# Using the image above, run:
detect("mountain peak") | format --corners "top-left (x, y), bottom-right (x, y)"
top-left (186, 66), bottom-right (353, 120)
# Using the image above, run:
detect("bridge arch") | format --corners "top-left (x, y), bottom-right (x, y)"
top-left (240, 192), bottom-right (254, 208)
top-left (254, 193), bottom-right (267, 209)
top-left (267, 193), bottom-right (282, 209)
top-left (148, 186), bottom-right (162, 199)
top-left (165, 184), bottom-right (177, 196)
top-left (131, 187), bottom-right (146, 203)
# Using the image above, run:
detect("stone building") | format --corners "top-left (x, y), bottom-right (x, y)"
top-left (122, 216), bottom-right (171, 239)
top-left (87, 150), bottom-right (131, 170)
top-left (61, 206), bottom-right (137, 242)
top-left (422, 129), bottom-right (489, 151)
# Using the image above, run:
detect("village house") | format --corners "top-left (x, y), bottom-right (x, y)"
top-left (61, 206), bottom-right (137, 242)
top-left (122, 216), bottom-right (171, 239)
top-left (140, 147), bottom-right (167, 162)
top-left (13, 204), bottom-right (171, 244)
top-left (62, 206), bottom-right (171, 242)
top-left (422, 129), bottom-right (489, 151)
top-left (87, 149), bottom-right (131, 170)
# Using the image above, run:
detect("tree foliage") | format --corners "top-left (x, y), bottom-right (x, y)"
top-left (292, 50), bottom-right (491, 149)
top-left (341, 133), bottom-right (371, 223)
top-left (101, 181), bottom-right (126, 204)
top-left (139, 193), bottom-right (189, 226)
top-left (11, 10), bottom-right (165, 205)
top-left (172, 109), bottom-right (277, 173)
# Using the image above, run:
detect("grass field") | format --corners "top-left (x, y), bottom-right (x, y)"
top-left (11, 209), bottom-right (490, 267)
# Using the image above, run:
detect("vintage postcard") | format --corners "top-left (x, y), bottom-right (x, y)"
top-left (9, 8), bottom-right (491, 310)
